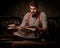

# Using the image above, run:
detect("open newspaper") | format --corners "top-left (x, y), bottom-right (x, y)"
top-left (23, 28), bottom-right (36, 32)
top-left (7, 24), bottom-right (17, 30)
top-left (8, 26), bottom-right (36, 31)
top-left (7, 24), bottom-right (36, 32)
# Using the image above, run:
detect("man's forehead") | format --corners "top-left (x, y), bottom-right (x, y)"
top-left (30, 5), bottom-right (36, 8)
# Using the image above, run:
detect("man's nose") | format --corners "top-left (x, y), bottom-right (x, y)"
top-left (31, 10), bottom-right (34, 12)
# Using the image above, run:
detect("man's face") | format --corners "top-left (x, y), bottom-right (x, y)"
top-left (30, 5), bottom-right (37, 15)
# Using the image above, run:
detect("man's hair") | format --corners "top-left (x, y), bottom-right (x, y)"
top-left (29, 0), bottom-right (38, 8)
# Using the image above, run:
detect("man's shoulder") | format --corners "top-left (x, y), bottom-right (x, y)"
top-left (40, 12), bottom-right (46, 15)
top-left (26, 12), bottom-right (31, 15)
top-left (40, 11), bottom-right (46, 17)
top-left (23, 12), bottom-right (31, 19)
top-left (24, 12), bottom-right (31, 17)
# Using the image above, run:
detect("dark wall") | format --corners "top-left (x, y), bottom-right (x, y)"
top-left (0, 0), bottom-right (60, 17)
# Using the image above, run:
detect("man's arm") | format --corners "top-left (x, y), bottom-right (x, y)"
top-left (38, 12), bottom-right (47, 32)
top-left (16, 13), bottom-right (30, 29)
top-left (37, 27), bottom-right (47, 32)
top-left (8, 13), bottom-right (30, 30)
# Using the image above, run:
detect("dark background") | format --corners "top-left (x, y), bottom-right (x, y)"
top-left (0, 0), bottom-right (60, 17)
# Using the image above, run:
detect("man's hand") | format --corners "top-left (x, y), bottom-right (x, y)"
top-left (37, 27), bottom-right (47, 32)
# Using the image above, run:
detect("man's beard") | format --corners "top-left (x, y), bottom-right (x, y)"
top-left (31, 12), bottom-right (35, 15)
top-left (31, 12), bottom-right (37, 16)
top-left (32, 12), bottom-right (40, 17)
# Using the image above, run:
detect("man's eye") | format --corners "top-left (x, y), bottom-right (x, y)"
top-left (33, 8), bottom-right (36, 10)
top-left (30, 8), bottom-right (33, 9)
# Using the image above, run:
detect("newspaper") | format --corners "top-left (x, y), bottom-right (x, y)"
top-left (8, 26), bottom-right (36, 31)
top-left (7, 24), bottom-right (36, 31)
top-left (22, 28), bottom-right (36, 32)
top-left (7, 26), bottom-right (17, 29)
